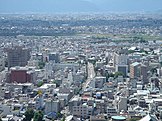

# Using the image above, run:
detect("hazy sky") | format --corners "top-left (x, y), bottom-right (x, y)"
top-left (0, 0), bottom-right (162, 13)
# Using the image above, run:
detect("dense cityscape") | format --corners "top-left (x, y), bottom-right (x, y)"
top-left (0, 13), bottom-right (162, 121)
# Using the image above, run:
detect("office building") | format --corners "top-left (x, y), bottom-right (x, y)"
top-left (113, 52), bottom-right (128, 67)
top-left (7, 66), bottom-right (35, 83)
top-left (130, 62), bottom-right (140, 79)
top-left (130, 62), bottom-right (148, 83)
top-left (6, 46), bottom-right (30, 69)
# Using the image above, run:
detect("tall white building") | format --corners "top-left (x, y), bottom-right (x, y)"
top-left (113, 52), bottom-right (128, 67)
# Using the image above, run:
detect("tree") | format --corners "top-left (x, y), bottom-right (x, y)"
top-left (37, 81), bottom-right (44, 87)
top-left (23, 108), bottom-right (35, 121)
top-left (38, 61), bottom-right (45, 69)
top-left (128, 50), bottom-right (135, 54)
top-left (61, 115), bottom-right (66, 121)
top-left (33, 111), bottom-right (44, 121)
top-left (114, 71), bottom-right (124, 79)
top-left (0, 117), bottom-right (2, 121)
top-left (129, 118), bottom-right (141, 121)
top-left (57, 112), bottom-right (62, 118)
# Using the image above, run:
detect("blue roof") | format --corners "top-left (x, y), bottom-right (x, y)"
top-left (47, 112), bottom-right (57, 118)
top-left (112, 116), bottom-right (126, 120)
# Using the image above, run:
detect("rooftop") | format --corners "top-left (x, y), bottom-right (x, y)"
top-left (111, 116), bottom-right (126, 120)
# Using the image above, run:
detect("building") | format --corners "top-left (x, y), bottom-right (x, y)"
top-left (7, 66), bottom-right (35, 83)
top-left (139, 114), bottom-right (158, 121)
top-left (111, 116), bottom-right (126, 121)
top-left (35, 93), bottom-right (44, 110)
top-left (0, 104), bottom-right (12, 116)
top-left (6, 46), bottom-right (30, 69)
top-left (113, 52), bottom-right (128, 67)
top-left (130, 62), bottom-right (148, 83)
top-left (72, 103), bottom-right (93, 119)
top-left (45, 100), bottom-right (60, 114)
top-left (31, 53), bottom-right (43, 61)
top-left (107, 107), bottom-right (117, 116)
top-left (90, 77), bottom-right (106, 88)
top-left (90, 115), bottom-right (106, 121)
top-left (116, 65), bottom-right (128, 77)
top-left (141, 64), bottom-right (148, 84)
top-left (130, 62), bottom-right (140, 79)
top-left (95, 77), bottom-right (106, 88)
top-left (0, 56), bottom-right (5, 72)
top-left (49, 52), bottom-right (60, 63)
top-left (117, 97), bottom-right (127, 112)
top-left (95, 61), bottom-right (104, 69)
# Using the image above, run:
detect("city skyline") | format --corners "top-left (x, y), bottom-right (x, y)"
top-left (0, 0), bottom-right (162, 120)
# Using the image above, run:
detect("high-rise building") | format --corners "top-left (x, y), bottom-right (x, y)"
top-left (130, 62), bottom-right (148, 83)
top-left (113, 52), bottom-right (128, 67)
top-left (141, 64), bottom-right (148, 84)
top-left (130, 62), bottom-right (140, 79)
top-left (6, 46), bottom-right (30, 69)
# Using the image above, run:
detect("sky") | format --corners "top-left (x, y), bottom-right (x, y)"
top-left (0, 0), bottom-right (162, 13)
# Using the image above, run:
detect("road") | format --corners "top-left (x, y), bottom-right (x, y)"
top-left (82, 62), bottom-right (96, 91)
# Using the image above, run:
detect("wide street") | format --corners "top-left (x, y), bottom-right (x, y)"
top-left (82, 62), bottom-right (96, 91)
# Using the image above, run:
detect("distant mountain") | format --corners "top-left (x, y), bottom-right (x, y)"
top-left (0, 0), bottom-right (162, 13)
top-left (91, 0), bottom-right (162, 12)
top-left (155, 9), bottom-right (162, 14)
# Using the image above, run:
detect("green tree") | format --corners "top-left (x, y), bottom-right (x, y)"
top-left (38, 61), bottom-right (45, 69)
top-left (23, 108), bottom-right (35, 121)
top-left (61, 115), bottom-right (66, 121)
top-left (128, 50), bottom-right (135, 54)
top-left (37, 81), bottom-right (44, 87)
top-left (33, 111), bottom-right (44, 121)
top-left (57, 112), bottom-right (62, 118)
top-left (109, 73), bottom-right (114, 78)
top-left (114, 71), bottom-right (124, 79)
top-left (129, 118), bottom-right (141, 121)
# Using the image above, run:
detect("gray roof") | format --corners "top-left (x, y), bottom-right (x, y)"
top-left (139, 114), bottom-right (158, 121)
